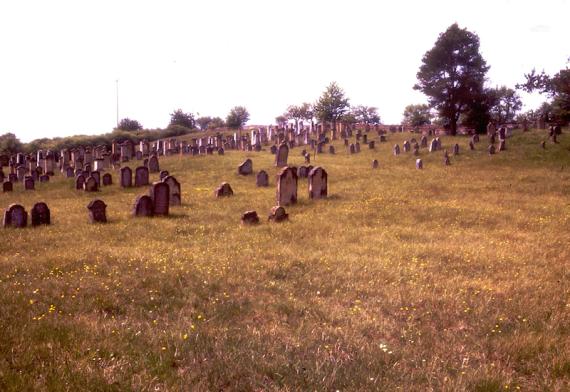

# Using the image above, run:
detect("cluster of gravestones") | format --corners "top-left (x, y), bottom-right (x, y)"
top-left (3, 202), bottom-right (50, 228)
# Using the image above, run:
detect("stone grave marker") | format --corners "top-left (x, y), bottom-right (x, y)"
top-left (368, 141), bottom-right (375, 149)
top-left (214, 182), bottom-right (234, 197)
top-left (150, 182), bottom-right (169, 216)
top-left (270, 145), bottom-right (277, 154)
top-left (39, 174), bottom-right (49, 183)
top-left (416, 159), bottom-right (423, 169)
top-left (218, 148), bottom-right (224, 155)
top-left (75, 174), bottom-right (85, 190)
top-left (132, 195), bottom-right (154, 217)
top-left (159, 170), bottom-right (169, 181)
top-left (148, 155), bottom-right (160, 173)
top-left (403, 140), bottom-right (410, 152)
top-left (135, 166), bottom-right (150, 187)
top-left (256, 170), bottom-right (269, 187)
top-left (308, 166), bottom-right (328, 199)
top-left (268, 206), bottom-right (288, 222)
top-left (162, 175), bottom-right (181, 206)
top-left (3, 204), bottom-right (28, 228)
top-left (102, 173), bottom-right (112, 186)
top-left (393, 144), bottom-right (400, 156)
top-left (275, 143), bottom-right (289, 167)
top-left (276, 166), bottom-right (298, 206)
top-left (469, 140), bottom-right (475, 150)
top-left (372, 159), bottom-right (379, 169)
top-left (349, 144), bottom-right (356, 154)
top-left (499, 140), bottom-right (506, 151)
top-left (329, 145), bottom-right (336, 154)
top-left (31, 202), bottom-right (50, 226)
top-left (87, 199), bottom-right (107, 223)
top-left (238, 159), bottom-right (253, 175)
top-left (24, 176), bottom-right (35, 190)
top-left (2, 181), bottom-right (12, 193)
top-left (241, 210), bottom-right (259, 225)
top-left (488, 145), bottom-right (496, 155)
top-left (120, 167), bottom-right (132, 188)
top-left (83, 176), bottom-right (98, 192)
top-left (420, 135), bottom-right (428, 148)
top-left (453, 143), bottom-right (459, 155)
top-left (66, 167), bottom-right (74, 178)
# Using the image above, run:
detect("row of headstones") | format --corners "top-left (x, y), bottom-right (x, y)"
top-left (1, 174), bottom-right (51, 192)
top-left (3, 202), bottom-right (50, 228)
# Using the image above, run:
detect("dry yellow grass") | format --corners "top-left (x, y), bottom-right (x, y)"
top-left (0, 129), bottom-right (569, 391)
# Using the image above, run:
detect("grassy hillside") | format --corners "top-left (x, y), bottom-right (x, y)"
top-left (1, 129), bottom-right (569, 391)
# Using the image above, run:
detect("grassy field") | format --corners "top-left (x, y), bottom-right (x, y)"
top-left (1, 129), bottom-right (569, 391)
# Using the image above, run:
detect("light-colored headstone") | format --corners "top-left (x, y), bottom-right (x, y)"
top-left (275, 143), bottom-right (289, 167)
top-left (416, 159), bottom-right (423, 169)
top-left (308, 166), bottom-right (328, 199)
top-left (276, 167), bottom-right (298, 206)
top-left (162, 176), bottom-right (181, 206)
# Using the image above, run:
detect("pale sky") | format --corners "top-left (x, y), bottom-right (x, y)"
top-left (0, 0), bottom-right (568, 142)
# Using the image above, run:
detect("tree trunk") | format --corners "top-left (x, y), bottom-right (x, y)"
top-left (450, 117), bottom-right (458, 136)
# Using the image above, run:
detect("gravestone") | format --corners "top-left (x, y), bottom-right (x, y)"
top-left (413, 144), bottom-right (420, 156)
top-left (349, 144), bottom-right (356, 154)
top-left (403, 140), bottom-right (410, 152)
top-left (344, 139), bottom-right (349, 146)
top-left (75, 174), bottom-right (85, 190)
top-left (416, 159), bottom-right (423, 170)
top-left (270, 145), bottom-right (277, 154)
top-left (453, 143), bottom-right (459, 155)
top-left (2, 181), bottom-right (12, 193)
top-left (135, 166), bottom-right (150, 187)
top-left (3, 204), bottom-right (28, 228)
top-left (102, 173), bottom-right (112, 186)
top-left (66, 167), bottom-right (74, 178)
top-left (148, 155), bottom-right (160, 173)
top-left (355, 142), bottom-right (361, 153)
top-left (276, 166), bottom-right (298, 206)
top-left (31, 202), bottom-right (50, 226)
top-left (90, 171), bottom-right (101, 187)
top-left (150, 182), bottom-right (169, 215)
top-left (297, 166), bottom-right (309, 178)
top-left (214, 182), bottom-right (234, 197)
top-left (308, 166), bottom-right (328, 199)
top-left (268, 206), bottom-right (288, 222)
top-left (87, 199), bottom-right (107, 223)
top-left (393, 144), bottom-right (400, 156)
top-left (429, 138), bottom-right (438, 152)
top-left (241, 210), bottom-right (259, 225)
top-left (420, 135), bottom-right (428, 148)
top-left (16, 166), bottom-right (26, 181)
top-left (329, 145), bottom-right (335, 154)
top-left (472, 134), bottom-right (479, 143)
top-left (372, 159), bottom-right (379, 169)
top-left (39, 174), bottom-right (49, 183)
top-left (499, 140), bottom-right (506, 151)
top-left (218, 148), bottom-right (224, 155)
top-left (159, 170), bottom-right (169, 181)
top-left (135, 151), bottom-right (143, 160)
top-left (120, 167), bottom-right (132, 188)
top-left (443, 153), bottom-right (451, 166)
top-left (83, 176), bottom-right (98, 192)
top-left (488, 145), bottom-right (496, 155)
top-left (380, 135), bottom-right (387, 143)
top-left (256, 170), bottom-right (269, 187)
top-left (368, 141), bottom-right (375, 149)
top-left (275, 143), bottom-right (289, 167)
top-left (24, 176), bottom-right (35, 190)
top-left (132, 195), bottom-right (154, 217)
top-left (238, 159), bottom-right (253, 175)
top-left (469, 140), bottom-right (475, 150)
top-left (304, 154), bottom-right (310, 164)
top-left (162, 175), bottom-right (181, 206)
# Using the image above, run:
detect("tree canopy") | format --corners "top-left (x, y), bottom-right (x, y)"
top-left (226, 106), bottom-right (250, 129)
top-left (169, 109), bottom-right (196, 129)
top-left (313, 82), bottom-right (350, 125)
top-left (414, 23), bottom-right (490, 135)
top-left (402, 104), bottom-right (432, 127)
top-left (489, 86), bottom-right (522, 124)
top-left (117, 118), bottom-right (143, 132)
top-left (351, 105), bottom-right (381, 125)
top-left (0, 133), bottom-right (23, 154)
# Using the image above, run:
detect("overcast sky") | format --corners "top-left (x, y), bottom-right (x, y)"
top-left (0, 0), bottom-right (568, 142)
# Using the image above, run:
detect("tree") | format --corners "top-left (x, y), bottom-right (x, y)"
top-left (285, 103), bottom-right (313, 129)
top-left (460, 88), bottom-right (497, 134)
top-left (117, 118), bottom-right (143, 132)
top-left (402, 104), bottom-right (432, 127)
top-left (226, 106), bottom-right (250, 129)
top-left (313, 82), bottom-right (350, 131)
top-left (489, 86), bottom-right (522, 124)
top-left (169, 109), bottom-right (195, 129)
top-left (209, 117), bottom-right (225, 129)
top-left (0, 133), bottom-right (23, 154)
top-left (275, 115), bottom-right (288, 127)
top-left (352, 105), bottom-right (381, 125)
top-left (196, 116), bottom-right (213, 131)
top-left (517, 63), bottom-right (570, 124)
top-left (414, 23), bottom-right (490, 135)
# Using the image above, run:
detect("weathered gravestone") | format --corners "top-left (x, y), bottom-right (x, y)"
top-left (469, 140), bottom-right (475, 150)
top-left (120, 167), bottom-right (132, 188)
top-left (90, 171), bottom-right (101, 187)
top-left (102, 173), bottom-right (112, 186)
top-left (87, 199), bottom-right (107, 223)
top-left (308, 167), bottom-right (328, 199)
top-left (270, 145), bottom-right (277, 154)
top-left (453, 143), bottom-right (460, 155)
top-left (66, 167), bottom-right (75, 178)
top-left (368, 141), bottom-right (375, 149)
top-left (214, 182), bottom-right (234, 197)
top-left (16, 166), bottom-right (26, 181)
top-left (159, 170), bottom-right (169, 181)
top-left (135, 166), bottom-right (149, 187)
top-left (238, 159), bottom-right (253, 175)
top-left (218, 148), bottom-right (224, 155)
top-left (241, 210), bottom-right (259, 225)
top-left (84, 176), bottom-right (98, 192)
top-left (132, 195), bottom-right (154, 217)
top-left (147, 155), bottom-right (160, 173)
top-left (3, 204), bottom-right (28, 228)
top-left (355, 142), bottom-right (361, 153)
top-left (403, 140), bottom-right (410, 152)
top-left (429, 138), bottom-right (438, 152)
top-left (39, 174), bottom-right (49, 183)
top-left (472, 134), bottom-right (479, 143)
top-left (304, 154), bottom-right (310, 164)
top-left (275, 143), bottom-right (289, 167)
top-left (268, 206), bottom-right (288, 222)
top-left (75, 174), bottom-right (85, 190)
top-left (420, 135), bottom-right (428, 148)
top-left (31, 202), bottom-right (50, 226)
top-left (443, 151), bottom-right (451, 166)
top-left (2, 181), bottom-right (12, 193)
top-left (413, 143), bottom-right (420, 156)
top-left (150, 182), bottom-right (169, 216)
top-left (541, 140), bottom-right (546, 149)
top-left (380, 135), bottom-right (387, 143)
top-left (416, 159), bottom-right (423, 170)
top-left (256, 170), bottom-right (269, 187)
top-left (24, 176), bottom-right (35, 190)
top-left (162, 176), bottom-right (181, 206)
top-left (276, 167), bottom-right (298, 206)
top-left (393, 144), bottom-right (400, 156)
top-left (488, 145), bottom-right (496, 155)
top-left (329, 145), bottom-right (336, 154)
top-left (498, 140), bottom-right (506, 151)
top-left (372, 159), bottom-right (379, 169)
top-left (297, 166), bottom-right (310, 178)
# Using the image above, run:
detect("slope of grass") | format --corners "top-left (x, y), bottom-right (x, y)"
top-left (1, 129), bottom-right (569, 391)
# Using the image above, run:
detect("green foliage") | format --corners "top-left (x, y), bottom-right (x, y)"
top-left (169, 109), bottom-right (195, 129)
top-left (196, 116), bottom-right (213, 131)
top-left (0, 133), bottom-right (23, 154)
top-left (225, 106), bottom-right (250, 129)
top-left (275, 115), bottom-right (288, 126)
top-left (489, 86), bottom-right (522, 124)
top-left (209, 117), bottom-right (226, 130)
top-left (402, 104), bottom-right (432, 126)
top-left (351, 105), bottom-right (381, 125)
top-left (313, 82), bottom-right (350, 124)
top-left (414, 23), bottom-right (490, 135)
top-left (116, 118), bottom-right (143, 132)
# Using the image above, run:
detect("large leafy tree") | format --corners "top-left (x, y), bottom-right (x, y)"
top-left (117, 118), bottom-right (143, 132)
top-left (402, 104), bottom-right (432, 127)
top-left (286, 103), bottom-right (313, 129)
top-left (414, 23), bottom-right (490, 135)
top-left (517, 62), bottom-right (570, 124)
top-left (0, 133), bottom-right (24, 154)
top-left (226, 106), bottom-right (250, 129)
top-left (351, 105), bottom-right (381, 125)
top-left (313, 82), bottom-right (350, 131)
top-left (488, 86), bottom-right (522, 124)
top-left (196, 116), bottom-right (213, 131)
top-left (169, 109), bottom-right (195, 129)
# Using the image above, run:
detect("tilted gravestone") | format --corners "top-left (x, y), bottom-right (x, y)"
top-left (120, 167), bottom-right (132, 188)
top-left (102, 173), bottom-right (112, 186)
top-left (162, 175), bottom-right (181, 206)
top-left (275, 143), bottom-right (289, 167)
top-left (3, 204), bottom-right (28, 228)
top-left (135, 166), bottom-right (150, 187)
top-left (150, 181), bottom-right (169, 216)
top-left (87, 199), bottom-right (107, 223)
top-left (268, 206), bottom-right (288, 222)
top-left (31, 202), bottom-right (50, 226)
top-left (238, 159), bottom-right (253, 175)
top-left (84, 176), bottom-right (98, 192)
top-left (2, 181), bottom-right (13, 193)
top-left (256, 170), bottom-right (269, 187)
top-left (132, 195), bottom-right (154, 217)
top-left (276, 166), bottom-right (298, 206)
top-left (75, 174), bottom-right (85, 190)
top-left (147, 155), bottom-right (160, 173)
top-left (241, 210), bottom-right (259, 225)
top-left (214, 182), bottom-right (234, 197)
top-left (308, 166), bottom-right (328, 200)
